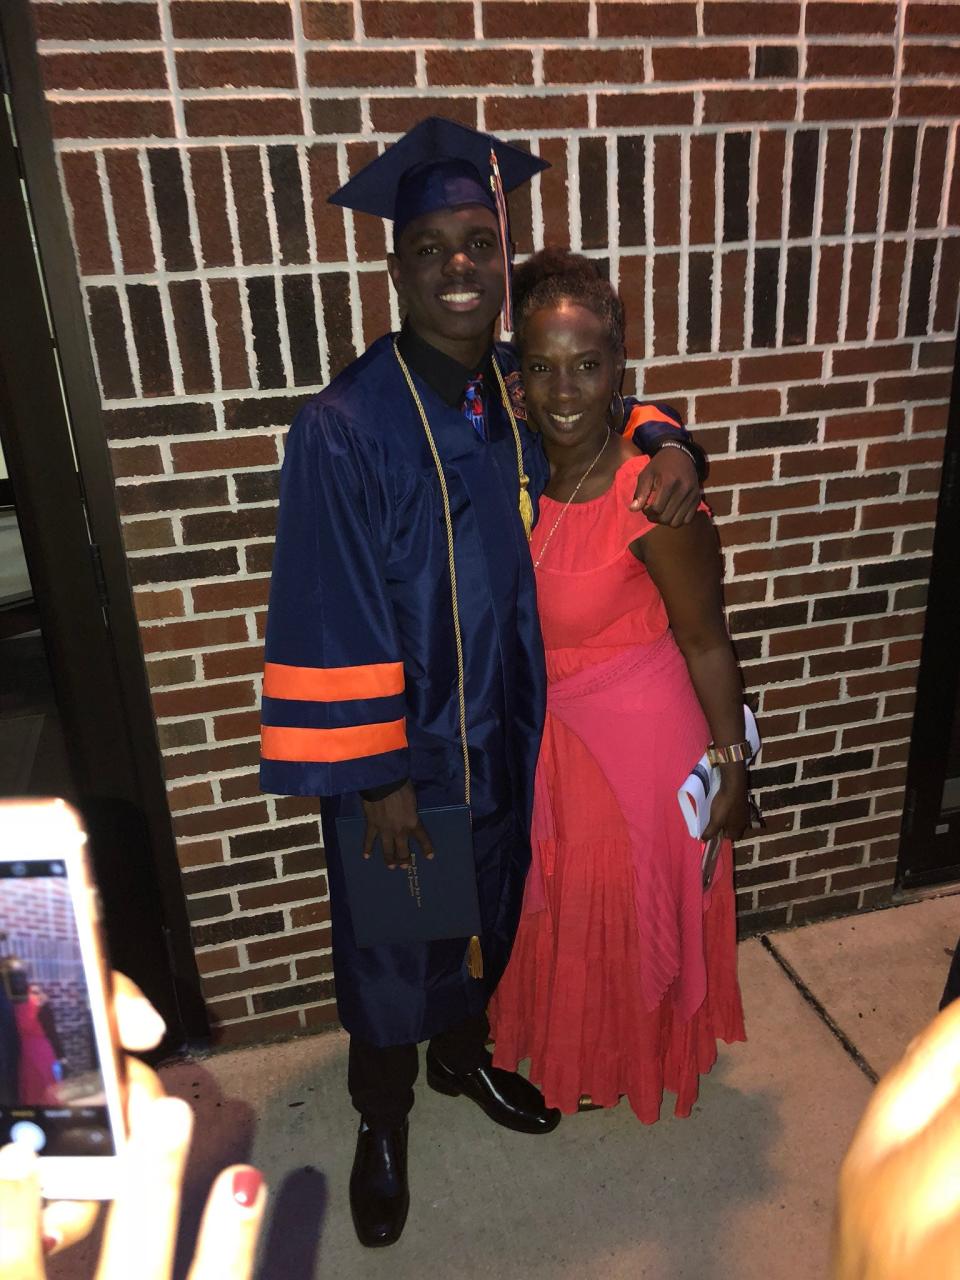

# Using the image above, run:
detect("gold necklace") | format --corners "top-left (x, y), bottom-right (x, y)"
top-left (533, 428), bottom-right (612, 570)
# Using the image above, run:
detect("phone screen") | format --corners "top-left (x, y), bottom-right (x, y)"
top-left (0, 858), bottom-right (115, 1156)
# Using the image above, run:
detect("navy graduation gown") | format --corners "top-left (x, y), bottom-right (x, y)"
top-left (261, 335), bottom-right (548, 1047)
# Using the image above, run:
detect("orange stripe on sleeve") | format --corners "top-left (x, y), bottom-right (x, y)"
top-left (260, 719), bottom-right (407, 764)
top-left (263, 660), bottom-right (404, 702)
top-left (626, 403), bottom-right (679, 433)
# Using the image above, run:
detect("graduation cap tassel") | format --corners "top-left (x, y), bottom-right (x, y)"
top-left (489, 147), bottom-right (513, 334)
top-left (467, 935), bottom-right (484, 980)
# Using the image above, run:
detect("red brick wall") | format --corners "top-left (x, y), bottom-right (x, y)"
top-left (30, 0), bottom-right (960, 1045)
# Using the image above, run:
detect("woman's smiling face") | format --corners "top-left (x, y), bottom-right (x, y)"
top-left (519, 301), bottom-right (623, 451)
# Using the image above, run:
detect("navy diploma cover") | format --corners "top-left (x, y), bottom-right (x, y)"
top-left (336, 805), bottom-right (481, 947)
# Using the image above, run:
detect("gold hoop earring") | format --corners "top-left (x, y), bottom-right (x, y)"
top-left (609, 391), bottom-right (625, 431)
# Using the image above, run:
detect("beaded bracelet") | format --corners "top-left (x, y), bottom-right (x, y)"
top-left (655, 438), bottom-right (697, 465)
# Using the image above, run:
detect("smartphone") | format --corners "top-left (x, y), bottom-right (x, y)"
top-left (0, 798), bottom-right (127, 1199)
top-left (701, 834), bottom-right (722, 892)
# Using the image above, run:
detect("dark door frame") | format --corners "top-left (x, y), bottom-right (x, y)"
top-left (0, 3), bottom-right (207, 1041)
top-left (897, 312), bottom-right (960, 892)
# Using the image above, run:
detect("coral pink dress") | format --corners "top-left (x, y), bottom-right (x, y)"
top-left (489, 455), bottom-right (745, 1121)
top-left (15, 995), bottom-right (60, 1107)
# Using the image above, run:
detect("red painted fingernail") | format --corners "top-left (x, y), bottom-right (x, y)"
top-left (42, 1234), bottom-right (60, 1255)
top-left (232, 1167), bottom-right (263, 1208)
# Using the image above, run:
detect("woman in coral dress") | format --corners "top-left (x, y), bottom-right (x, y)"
top-left (7, 969), bottom-right (61, 1106)
top-left (490, 250), bottom-right (748, 1122)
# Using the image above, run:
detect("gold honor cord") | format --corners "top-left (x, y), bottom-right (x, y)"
top-left (393, 339), bottom-right (483, 978)
top-left (490, 357), bottom-right (534, 541)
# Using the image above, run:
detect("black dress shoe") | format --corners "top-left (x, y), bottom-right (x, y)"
top-left (349, 1119), bottom-right (410, 1248)
top-left (426, 1049), bottom-right (561, 1134)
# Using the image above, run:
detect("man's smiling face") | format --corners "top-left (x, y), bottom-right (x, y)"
top-left (387, 204), bottom-right (505, 362)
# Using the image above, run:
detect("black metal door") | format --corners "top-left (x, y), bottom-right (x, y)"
top-left (897, 315), bottom-right (960, 891)
top-left (0, 8), bottom-right (207, 1045)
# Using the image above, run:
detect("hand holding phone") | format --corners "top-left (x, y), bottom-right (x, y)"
top-left (0, 799), bottom-right (127, 1200)
top-left (0, 801), bottom-right (268, 1274)
top-left (39, 971), bottom-right (167, 1256)
top-left (1, 1052), bottom-right (265, 1280)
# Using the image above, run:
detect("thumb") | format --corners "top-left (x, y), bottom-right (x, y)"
top-left (630, 468), bottom-right (658, 512)
top-left (0, 1143), bottom-right (45, 1279)
top-left (835, 1086), bottom-right (960, 1279)
top-left (845, 998), bottom-right (960, 1170)
top-left (835, 1000), bottom-right (960, 1278)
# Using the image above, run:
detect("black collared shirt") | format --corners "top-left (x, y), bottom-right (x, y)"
top-left (395, 322), bottom-right (494, 409)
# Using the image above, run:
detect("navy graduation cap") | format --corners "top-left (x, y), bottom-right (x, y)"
top-left (329, 116), bottom-right (548, 327)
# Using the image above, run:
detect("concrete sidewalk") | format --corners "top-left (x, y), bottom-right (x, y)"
top-left (53, 893), bottom-right (959, 1279)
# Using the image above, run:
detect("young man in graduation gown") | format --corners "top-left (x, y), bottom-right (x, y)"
top-left (260, 118), bottom-right (705, 1247)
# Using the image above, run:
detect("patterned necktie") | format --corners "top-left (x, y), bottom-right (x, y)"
top-left (462, 374), bottom-right (486, 440)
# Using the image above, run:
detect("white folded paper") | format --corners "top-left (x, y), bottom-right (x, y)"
top-left (678, 705), bottom-right (761, 840)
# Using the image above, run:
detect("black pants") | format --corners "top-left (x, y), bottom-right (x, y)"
top-left (348, 1012), bottom-right (490, 1127)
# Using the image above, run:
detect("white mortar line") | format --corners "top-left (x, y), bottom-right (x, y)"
top-left (798, 0), bottom-right (809, 79)
top-left (568, 134), bottom-right (582, 252)
top-left (532, 46), bottom-right (544, 89)
top-left (892, 0), bottom-right (906, 121)
top-left (155, 0), bottom-right (185, 141)
top-left (678, 131), bottom-right (691, 357)
top-left (710, 131), bottom-right (722, 354)
top-left (744, 129), bottom-right (759, 352)
top-left (181, 149), bottom-right (223, 394)
top-left (643, 43), bottom-right (654, 86)
top-left (900, 124), bottom-right (927, 345)
top-left (928, 122), bottom-right (958, 340)
top-left (146, 232), bottom-right (193, 401)
top-left (94, 149), bottom-right (144, 400)
top-left (289, 0), bottom-right (313, 137)
top-left (607, 133), bottom-right (619, 296)
top-left (259, 146), bottom-right (296, 389)
top-left (38, 34), bottom-right (919, 52)
top-left (530, 136), bottom-right (545, 253)
top-left (807, 128), bottom-right (827, 350)
top-left (867, 123), bottom-right (895, 344)
top-left (298, 142), bottom-right (331, 386)
top-left (838, 126), bottom-right (861, 344)
top-left (776, 129), bottom-right (795, 349)
top-left (336, 141), bottom-right (366, 360)
top-left (220, 150), bottom-right (260, 390)
top-left (643, 129), bottom-right (655, 361)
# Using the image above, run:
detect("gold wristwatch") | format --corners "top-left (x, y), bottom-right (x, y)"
top-left (706, 741), bottom-right (751, 766)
